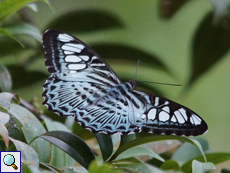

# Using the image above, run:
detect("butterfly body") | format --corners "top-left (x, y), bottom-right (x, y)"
top-left (42, 29), bottom-right (208, 136)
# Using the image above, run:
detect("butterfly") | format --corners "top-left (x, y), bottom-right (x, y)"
top-left (42, 29), bottom-right (208, 136)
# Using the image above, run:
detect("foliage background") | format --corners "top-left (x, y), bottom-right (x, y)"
top-left (1, 0), bottom-right (230, 171)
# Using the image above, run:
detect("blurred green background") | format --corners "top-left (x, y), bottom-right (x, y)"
top-left (1, 0), bottom-right (230, 170)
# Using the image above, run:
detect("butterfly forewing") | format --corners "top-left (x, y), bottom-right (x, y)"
top-left (42, 29), bottom-right (208, 136)
top-left (127, 90), bottom-right (208, 136)
top-left (43, 29), bottom-right (120, 85)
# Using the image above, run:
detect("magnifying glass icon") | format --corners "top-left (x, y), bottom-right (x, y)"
top-left (3, 154), bottom-right (18, 170)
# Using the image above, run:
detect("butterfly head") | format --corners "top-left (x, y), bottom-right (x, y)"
top-left (128, 80), bottom-right (137, 90)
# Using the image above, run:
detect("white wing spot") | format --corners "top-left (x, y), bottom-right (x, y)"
top-left (141, 114), bottom-right (146, 119)
top-left (65, 55), bottom-right (81, 62)
top-left (79, 55), bottom-right (89, 61)
top-left (91, 63), bottom-right (105, 67)
top-left (64, 51), bottom-right (73, 55)
top-left (174, 110), bottom-right (185, 124)
top-left (179, 108), bottom-right (188, 121)
top-left (162, 106), bottom-right (170, 113)
top-left (91, 56), bottom-right (97, 60)
top-left (147, 108), bottom-right (157, 120)
top-left (68, 64), bottom-right (86, 70)
top-left (164, 101), bottom-right (169, 105)
top-left (159, 111), bottom-right (170, 122)
top-left (190, 114), bottom-right (201, 125)
top-left (69, 71), bottom-right (77, 73)
top-left (154, 97), bottom-right (159, 106)
top-left (62, 43), bottom-right (84, 53)
top-left (90, 56), bottom-right (105, 67)
top-left (58, 34), bottom-right (74, 42)
top-left (171, 116), bottom-right (177, 122)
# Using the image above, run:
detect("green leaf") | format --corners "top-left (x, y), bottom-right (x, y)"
top-left (1, 23), bottom-right (42, 43)
top-left (6, 65), bottom-right (47, 90)
top-left (0, 122), bottom-right (9, 147)
top-left (202, 162), bottom-right (215, 171)
top-left (114, 146), bottom-right (164, 162)
top-left (0, 28), bottom-right (24, 47)
top-left (88, 160), bottom-right (120, 173)
top-left (46, 10), bottom-right (124, 33)
top-left (113, 157), bottom-right (151, 173)
top-left (172, 137), bottom-right (209, 164)
top-left (222, 168), bottom-right (230, 173)
top-left (0, 92), bottom-right (15, 111)
top-left (63, 167), bottom-right (88, 173)
top-left (160, 160), bottom-right (180, 171)
top-left (10, 137), bottom-right (40, 173)
top-left (26, 3), bottom-right (38, 12)
top-left (182, 152), bottom-right (230, 173)
top-left (21, 165), bottom-right (32, 173)
top-left (0, 0), bottom-right (46, 22)
top-left (40, 131), bottom-right (95, 169)
top-left (189, 12), bottom-right (230, 86)
top-left (10, 104), bottom-right (50, 163)
top-left (72, 122), bottom-right (95, 140)
top-left (0, 38), bottom-right (24, 57)
top-left (0, 65), bottom-right (12, 92)
top-left (0, 111), bottom-right (10, 125)
top-left (39, 162), bottom-right (63, 173)
top-left (44, 118), bottom-right (70, 132)
top-left (109, 135), bottom-right (206, 162)
top-left (44, 118), bottom-right (76, 168)
top-left (192, 160), bottom-right (215, 173)
top-left (92, 44), bottom-right (170, 74)
top-left (191, 160), bottom-right (203, 173)
top-left (135, 138), bottom-right (181, 154)
top-left (95, 133), bottom-right (113, 161)
top-left (119, 134), bottom-right (136, 147)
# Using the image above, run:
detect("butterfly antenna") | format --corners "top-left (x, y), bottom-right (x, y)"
top-left (137, 81), bottom-right (182, 87)
top-left (134, 59), bottom-right (140, 81)
top-left (134, 59), bottom-right (181, 86)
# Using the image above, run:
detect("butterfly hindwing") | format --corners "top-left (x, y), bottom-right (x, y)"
top-left (42, 29), bottom-right (208, 136)
top-left (75, 90), bottom-right (140, 134)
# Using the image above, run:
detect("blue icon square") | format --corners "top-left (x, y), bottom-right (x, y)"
top-left (0, 151), bottom-right (21, 173)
